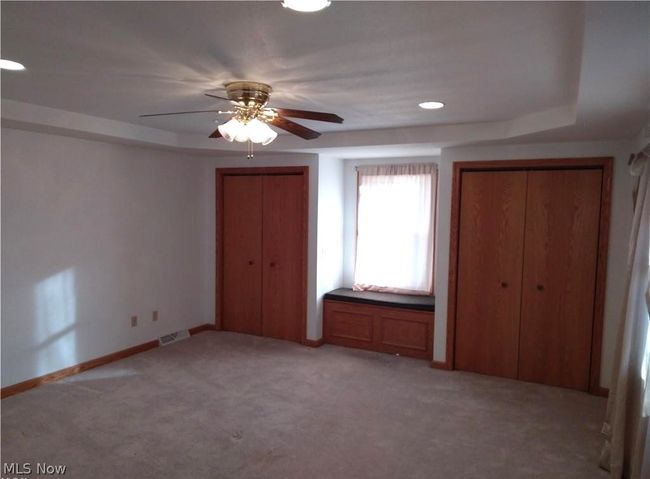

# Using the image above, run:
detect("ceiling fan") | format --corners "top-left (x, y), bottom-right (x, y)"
top-left (139, 81), bottom-right (343, 147)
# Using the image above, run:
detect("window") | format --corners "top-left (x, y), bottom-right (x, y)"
top-left (353, 163), bottom-right (437, 295)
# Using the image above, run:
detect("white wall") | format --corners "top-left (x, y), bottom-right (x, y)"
top-left (1, 126), bottom-right (636, 390)
top-left (435, 140), bottom-right (635, 388)
top-left (1, 128), bottom-right (323, 389)
top-left (316, 157), bottom-right (345, 337)
top-left (196, 152), bottom-right (322, 340)
top-left (1, 128), bottom-right (209, 387)
top-left (341, 156), bottom-right (441, 286)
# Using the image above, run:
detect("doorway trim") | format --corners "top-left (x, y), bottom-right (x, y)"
top-left (445, 157), bottom-right (612, 395)
top-left (215, 166), bottom-right (309, 344)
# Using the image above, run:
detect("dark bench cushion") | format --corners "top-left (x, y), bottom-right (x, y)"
top-left (323, 288), bottom-right (435, 312)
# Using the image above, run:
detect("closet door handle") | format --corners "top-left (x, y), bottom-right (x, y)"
top-left (269, 262), bottom-right (276, 268)
top-left (500, 281), bottom-right (508, 288)
top-left (536, 284), bottom-right (545, 291)
top-left (248, 260), bottom-right (254, 266)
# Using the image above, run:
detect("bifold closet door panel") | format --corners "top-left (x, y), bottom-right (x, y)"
top-left (262, 175), bottom-right (304, 342)
top-left (455, 171), bottom-right (527, 378)
top-left (222, 175), bottom-right (263, 335)
top-left (518, 169), bottom-right (602, 390)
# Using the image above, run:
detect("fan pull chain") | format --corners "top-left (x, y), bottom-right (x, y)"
top-left (246, 140), bottom-right (254, 159)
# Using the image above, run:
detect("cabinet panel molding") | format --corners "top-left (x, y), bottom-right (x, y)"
top-left (324, 300), bottom-right (433, 359)
top-left (328, 310), bottom-right (374, 342)
top-left (379, 315), bottom-right (429, 352)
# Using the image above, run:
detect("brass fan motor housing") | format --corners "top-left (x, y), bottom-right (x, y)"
top-left (225, 81), bottom-right (273, 106)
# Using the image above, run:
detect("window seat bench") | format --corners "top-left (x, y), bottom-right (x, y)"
top-left (323, 288), bottom-right (435, 360)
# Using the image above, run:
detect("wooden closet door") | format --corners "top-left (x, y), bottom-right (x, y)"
top-left (222, 175), bottom-right (263, 335)
top-left (261, 175), bottom-right (305, 342)
top-left (518, 169), bottom-right (602, 390)
top-left (455, 171), bottom-right (527, 378)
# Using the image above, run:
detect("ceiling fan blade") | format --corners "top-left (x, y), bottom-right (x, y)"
top-left (273, 108), bottom-right (343, 124)
top-left (271, 117), bottom-right (321, 140)
top-left (209, 127), bottom-right (223, 139)
top-left (139, 109), bottom-right (222, 118)
top-left (204, 93), bottom-right (233, 102)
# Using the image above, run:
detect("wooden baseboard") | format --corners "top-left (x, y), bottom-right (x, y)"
top-left (1, 340), bottom-right (158, 399)
top-left (430, 359), bottom-right (452, 370)
top-left (302, 338), bottom-right (324, 348)
top-left (2, 323), bottom-right (217, 399)
top-left (189, 323), bottom-right (217, 335)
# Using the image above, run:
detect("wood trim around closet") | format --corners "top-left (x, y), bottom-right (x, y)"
top-left (215, 166), bottom-right (309, 344)
top-left (591, 158), bottom-right (613, 395)
top-left (445, 157), bottom-right (613, 395)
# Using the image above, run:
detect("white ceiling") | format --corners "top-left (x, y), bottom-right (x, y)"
top-left (1, 1), bottom-right (648, 156)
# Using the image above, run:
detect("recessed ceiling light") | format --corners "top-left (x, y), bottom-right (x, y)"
top-left (0, 59), bottom-right (26, 71)
top-left (419, 101), bottom-right (445, 110)
top-left (282, 0), bottom-right (331, 12)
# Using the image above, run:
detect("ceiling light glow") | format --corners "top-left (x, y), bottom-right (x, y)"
top-left (282, 0), bottom-right (331, 13)
top-left (0, 59), bottom-right (26, 71)
top-left (218, 118), bottom-right (278, 145)
top-left (246, 119), bottom-right (278, 145)
top-left (217, 118), bottom-right (244, 142)
top-left (419, 101), bottom-right (445, 110)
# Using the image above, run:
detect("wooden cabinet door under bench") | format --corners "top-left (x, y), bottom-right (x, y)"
top-left (323, 300), bottom-right (434, 359)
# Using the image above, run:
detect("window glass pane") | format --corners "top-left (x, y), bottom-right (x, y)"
top-left (353, 163), bottom-right (436, 295)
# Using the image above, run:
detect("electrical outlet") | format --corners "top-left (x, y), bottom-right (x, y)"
top-left (131, 315), bottom-right (138, 327)
top-left (152, 310), bottom-right (159, 322)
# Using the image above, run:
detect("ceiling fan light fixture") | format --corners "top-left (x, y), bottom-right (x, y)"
top-left (218, 117), bottom-right (278, 145)
top-left (419, 101), bottom-right (445, 110)
top-left (282, 0), bottom-right (331, 13)
top-left (217, 118), bottom-right (244, 142)
top-left (261, 126), bottom-right (278, 146)
top-left (245, 119), bottom-right (278, 145)
top-left (234, 129), bottom-right (250, 143)
top-left (141, 81), bottom-right (341, 147)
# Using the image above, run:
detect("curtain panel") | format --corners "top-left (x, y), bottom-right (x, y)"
top-left (600, 144), bottom-right (650, 478)
top-left (353, 163), bottom-right (437, 296)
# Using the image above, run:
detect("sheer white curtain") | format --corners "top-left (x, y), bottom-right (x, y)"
top-left (353, 163), bottom-right (436, 295)
top-left (600, 144), bottom-right (650, 478)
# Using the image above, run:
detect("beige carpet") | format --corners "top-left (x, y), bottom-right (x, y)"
top-left (1, 331), bottom-right (608, 478)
